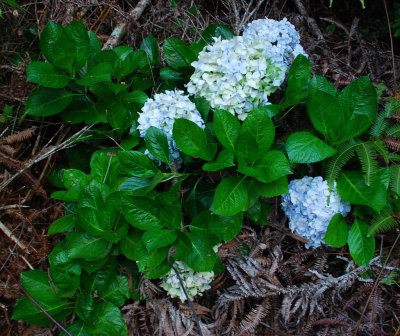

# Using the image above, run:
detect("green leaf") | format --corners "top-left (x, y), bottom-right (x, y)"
top-left (122, 90), bottom-right (148, 105)
top-left (26, 88), bottom-right (74, 116)
top-left (76, 63), bottom-right (112, 85)
top-left (348, 219), bottom-right (375, 266)
top-left (90, 150), bottom-right (119, 185)
top-left (87, 302), bottom-right (128, 336)
top-left (214, 109), bottom-right (241, 151)
top-left (120, 196), bottom-right (162, 231)
top-left (145, 126), bottom-right (170, 164)
top-left (118, 177), bottom-right (151, 196)
top-left (390, 164), bottom-right (400, 195)
top-left (136, 244), bottom-right (168, 271)
top-left (142, 229), bottom-right (178, 250)
top-left (173, 118), bottom-right (216, 160)
top-left (211, 213), bottom-right (243, 242)
top-left (322, 213), bottom-right (348, 248)
top-left (201, 23), bottom-right (234, 45)
top-left (40, 21), bottom-right (63, 64)
top-left (140, 34), bottom-right (159, 66)
top-left (48, 214), bottom-right (77, 234)
top-left (286, 132), bottom-right (336, 163)
top-left (27, 61), bottom-right (69, 88)
top-left (100, 275), bottom-right (130, 307)
top-left (119, 151), bottom-right (159, 178)
top-left (62, 321), bottom-right (90, 336)
top-left (254, 176), bottom-right (289, 197)
top-left (160, 67), bottom-right (184, 85)
top-left (238, 108), bottom-right (275, 158)
top-left (13, 270), bottom-right (71, 325)
top-left (202, 149), bottom-right (234, 171)
top-left (194, 97), bottom-right (210, 122)
top-left (239, 150), bottom-right (291, 183)
top-left (184, 234), bottom-right (216, 272)
top-left (113, 47), bottom-right (143, 77)
top-left (67, 231), bottom-right (111, 260)
top-left (144, 260), bottom-right (171, 279)
top-left (163, 38), bottom-right (196, 69)
top-left (160, 206), bottom-right (182, 230)
top-left (51, 169), bottom-right (91, 202)
top-left (337, 171), bottom-right (386, 212)
top-left (213, 176), bottom-right (248, 216)
top-left (285, 54), bottom-right (311, 100)
top-left (120, 230), bottom-right (142, 260)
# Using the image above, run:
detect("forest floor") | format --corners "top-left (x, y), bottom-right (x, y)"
top-left (0, 0), bottom-right (400, 335)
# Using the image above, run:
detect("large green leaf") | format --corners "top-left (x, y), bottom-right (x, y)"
top-left (120, 196), bottom-right (162, 231)
top-left (286, 132), bottom-right (336, 163)
top-left (239, 150), bottom-right (291, 183)
top-left (173, 118), bottom-right (216, 160)
top-left (254, 176), bottom-right (289, 197)
top-left (348, 219), bottom-right (375, 266)
top-left (87, 302), bottom-right (128, 336)
top-left (62, 321), bottom-right (90, 336)
top-left (337, 171), bottom-right (387, 212)
top-left (48, 214), bottom-right (77, 234)
top-left (120, 230), bottom-right (142, 260)
top-left (90, 149), bottom-right (119, 185)
top-left (184, 234), bottom-right (216, 272)
top-left (285, 54), bottom-right (311, 101)
top-left (140, 34), bottom-right (159, 66)
top-left (119, 151), bottom-right (159, 178)
top-left (40, 21), bottom-right (63, 64)
top-left (27, 61), bottom-right (69, 88)
top-left (136, 244), bottom-right (168, 271)
top-left (145, 126), bottom-right (170, 164)
top-left (202, 149), bottom-right (234, 171)
top-left (12, 270), bottom-right (71, 326)
top-left (200, 23), bottom-right (234, 45)
top-left (213, 176), bottom-right (248, 216)
top-left (214, 108), bottom-right (241, 151)
top-left (26, 88), bottom-right (74, 116)
top-left (142, 229), bottom-right (178, 250)
top-left (100, 275), bottom-right (130, 307)
top-left (211, 213), bottom-right (243, 242)
top-left (322, 213), bottom-right (348, 248)
top-left (64, 20), bottom-right (90, 71)
top-left (113, 47), bottom-right (144, 77)
top-left (67, 231), bottom-right (111, 260)
top-left (76, 63), bottom-right (112, 85)
top-left (163, 38), bottom-right (196, 69)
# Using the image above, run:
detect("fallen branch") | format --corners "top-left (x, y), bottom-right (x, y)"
top-left (102, 0), bottom-right (150, 50)
top-left (293, 0), bottom-right (324, 40)
top-left (0, 220), bottom-right (28, 252)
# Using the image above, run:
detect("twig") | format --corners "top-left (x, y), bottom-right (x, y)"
top-left (0, 220), bottom-right (28, 251)
top-left (102, 0), bottom-right (150, 50)
top-left (383, 0), bottom-right (397, 93)
top-left (353, 232), bottom-right (400, 335)
top-left (293, 0), bottom-right (324, 40)
top-left (167, 247), bottom-right (204, 336)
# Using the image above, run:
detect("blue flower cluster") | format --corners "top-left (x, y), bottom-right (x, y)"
top-left (243, 17), bottom-right (307, 66)
top-left (281, 176), bottom-right (351, 248)
top-left (187, 18), bottom-right (306, 120)
top-left (137, 90), bottom-right (204, 163)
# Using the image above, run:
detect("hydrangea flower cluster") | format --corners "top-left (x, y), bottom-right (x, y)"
top-left (281, 176), bottom-right (351, 248)
top-left (160, 260), bottom-right (215, 302)
top-left (137, 90), bottom-right (204, 162)
top-left (186, 36), bottom-right (286, 120)
top-left (243, 17), bottom-right (307, 66)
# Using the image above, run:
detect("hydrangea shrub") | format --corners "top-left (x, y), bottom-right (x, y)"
top-left (281, 176), bottom-right (351, 248)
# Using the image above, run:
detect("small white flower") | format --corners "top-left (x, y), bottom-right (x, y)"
top-left (137, 90), bottom-right (204, 164)
top-left (160, 260), bottom-right (215, 302)
top-left (281, 176), bottom-right (351, 248)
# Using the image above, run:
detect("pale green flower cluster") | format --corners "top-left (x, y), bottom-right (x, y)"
top-left (160, 260), bottom-right (215, 302)
top-left (186, 36), bottom-right (286, 120)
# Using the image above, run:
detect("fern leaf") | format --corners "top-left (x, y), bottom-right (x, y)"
top-left (385, 124), bottom-right (400, 138)
top-left (390, 164), bottom-right (400, 195)
top-left (373, 139), bottom-right (389, 164)
top-left (388, 153), bottom-right (400, 161)
top-left (326, 140), bottom-right (358, 186)
top-left (355, 142), bottom-right (378, 186)
top-left (370, 111), bottom-right (389, 138)
top-left (368, 206), bottom-right (398, 237)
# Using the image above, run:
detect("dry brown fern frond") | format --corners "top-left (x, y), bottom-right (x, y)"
top-left (343, 282), bottom-right (373, 311)
top-left (0, 144), bottom-right (17, 156)
top-left (236, 297), bottom-right (272, 335)
top-left (384, 138), bottom-right (400, 151)
top-left (1, 127), bottom-right (36, 144)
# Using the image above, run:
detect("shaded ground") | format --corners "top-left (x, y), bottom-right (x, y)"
top-left (0, 0), bottom-right (399, 335)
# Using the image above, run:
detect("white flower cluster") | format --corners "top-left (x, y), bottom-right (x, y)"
top-left (187, 36), bottom-right (286, 120)
top-left (186, 18), bottom-right (306, 120)
top-left (160, 260), bottom-right (215, 302)
top-left (243, 17), bottom-right (307, 66)
top-left (137, 90), bottom-right (204, 162)
top-left (281, 176), bottom-right (351, 248)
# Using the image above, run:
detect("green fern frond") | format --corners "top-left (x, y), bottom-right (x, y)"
top-left (370, 111), bottom-right (390, 138)
top-left (355, 142), bottom-right (378, 186)
top-left (326, 140), bottom-right (358, 186)
top-left (388, 153), bottom-right (400, 161)
top-left (368, 206), bottom-right (398, 237)
top-left (386, 124), bottom-right (400, 138)
top-left (390, 164), bottom-right (400, 195)
top-left (373, 139), bottom-right (389, 164)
